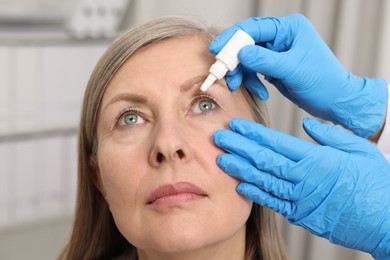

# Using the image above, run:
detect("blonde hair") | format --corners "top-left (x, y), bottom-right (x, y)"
top-left (59, 16), bottom-right (287, 260)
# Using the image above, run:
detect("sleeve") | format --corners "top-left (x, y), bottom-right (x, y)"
top-left (377, 85), bottom-right (390, 162)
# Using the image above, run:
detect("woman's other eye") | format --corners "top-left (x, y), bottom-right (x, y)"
top-left (191, 95), bottom-right (218, 114)
top-left (116, 109), bottom-right (146, 126)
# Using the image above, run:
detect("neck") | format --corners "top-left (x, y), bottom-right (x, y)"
top-left (137, 225), bottom-right (246, 260)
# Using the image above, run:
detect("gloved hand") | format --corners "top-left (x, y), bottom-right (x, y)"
top-left (213, 117), bottom-right (390, 259)
top-left (209, 14), bottom-right (388, 138)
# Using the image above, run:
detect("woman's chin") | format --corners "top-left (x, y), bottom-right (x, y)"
top-left (137, 235), bottom-right (208, 256)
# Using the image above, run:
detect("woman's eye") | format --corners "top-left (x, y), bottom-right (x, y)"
top-left (192, 96), bottom-right (217, 114)
top-left (199, 100), bottom-right (213, 112)
top-left (117, 111), bottom-right (145, 126)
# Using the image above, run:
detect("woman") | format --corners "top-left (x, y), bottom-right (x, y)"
top-left (59, 16), bottom-right (287, 260)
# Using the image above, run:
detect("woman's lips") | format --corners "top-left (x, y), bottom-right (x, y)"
top-left (146, 182), bottom-right (207, 206)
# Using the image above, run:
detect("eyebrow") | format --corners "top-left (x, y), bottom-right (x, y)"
top-left (180, 75), bottom-right (208, 93)
top-left (103, 93), bottom-right (147, 110)
top-left (103, 75), bottom-right (211, 110)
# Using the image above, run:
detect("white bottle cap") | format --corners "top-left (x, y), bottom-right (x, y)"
top-left (200, 73), bottom-right (217, 91)
top-left (201, 30), bottom-right (255, 92)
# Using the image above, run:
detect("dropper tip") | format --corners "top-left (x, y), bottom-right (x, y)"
top-left (200, 74), bottom-right (217, 92)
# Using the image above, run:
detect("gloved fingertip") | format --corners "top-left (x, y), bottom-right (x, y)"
top-left (208, 40), bottom-right (220, 54)
top-left (228, 118), bottom-right (242, 131)
top-left (216, 154), bottom-right (234, 173)
top-left (254, 84), bottom-right (269, 100)
top-left (242, 70), bottom-right (269, 100)
top-left (226, 76), bottom-right (241, 90)
top-left (302, 118), bottom-right (340, 147)
top-left (229, 118), bottom-right (260, 133)
top-left (236, 183), bottom-right (247, 195)
top-left (246, 85), bottom-right (264, 100)
top-left (226, 66), bottom-right (243, 90)
top-left (212, 130), bottom-right (222, 144)
top-left (261, 90), bottom-right (269, 100)
top-left (303, 117), bottom-right (314, 126)
top-left (302, 117), bottom-right (321, 132)
top-left (216, 154), bottom-right (224, 165)
top-left (236, 183), bottom-right (257, 199)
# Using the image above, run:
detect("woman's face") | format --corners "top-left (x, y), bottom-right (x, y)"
top-left (96, 35), bottom-right (254, 257)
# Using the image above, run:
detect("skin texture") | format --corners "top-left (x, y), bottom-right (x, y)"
top-left (95, 35), bottom-right (255, 260)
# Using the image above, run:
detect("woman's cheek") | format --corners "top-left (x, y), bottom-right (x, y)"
top-left (189, 111), bottom-right (232, 134)
top-left (97, 140), bottom-right (143, 195)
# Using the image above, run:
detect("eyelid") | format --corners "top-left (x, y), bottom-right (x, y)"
top-left (191, 94), bottom-right (218, 106)
top-left (116, 107), bottom-right (134, 121)
top-left (189, 94), bottom-right (220, 114)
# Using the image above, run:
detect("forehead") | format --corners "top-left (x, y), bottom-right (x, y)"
top-left (128, 35), bottom-right (210, 71)
top-left (105, 35), bottom-right (215, 96)
top-left (134, 34), bottom-right (213, 60)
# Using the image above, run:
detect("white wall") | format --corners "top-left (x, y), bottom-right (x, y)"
top-left (0, 43), bottom-right (107, 259)
top-left (0, 43), bottom-right (106, 229)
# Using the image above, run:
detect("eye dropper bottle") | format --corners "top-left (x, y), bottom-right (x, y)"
top-left (200, 30), bottom-right (255, 91)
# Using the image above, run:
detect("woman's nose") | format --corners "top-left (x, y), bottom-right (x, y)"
top-left (149, 122), bottom-right (192, 167)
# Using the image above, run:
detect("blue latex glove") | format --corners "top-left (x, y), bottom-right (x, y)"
top-left (209, 14), bottom-right (388, 138)
top-left (213, 118), bottom-right (390, 259)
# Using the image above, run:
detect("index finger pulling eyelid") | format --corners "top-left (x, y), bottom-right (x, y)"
top-left (229, 118), bottom-right (315, 161)
top-left (214, 129), bottom-right (295, 181)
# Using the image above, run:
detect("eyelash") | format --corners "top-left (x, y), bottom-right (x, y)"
top-left (114, 94), bottom-right (219, 126)
top-left (115, 107), bottom-right (142, 125)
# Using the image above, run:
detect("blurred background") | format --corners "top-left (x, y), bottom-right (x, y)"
top-left (0, 0), bottom-right (389, 259)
